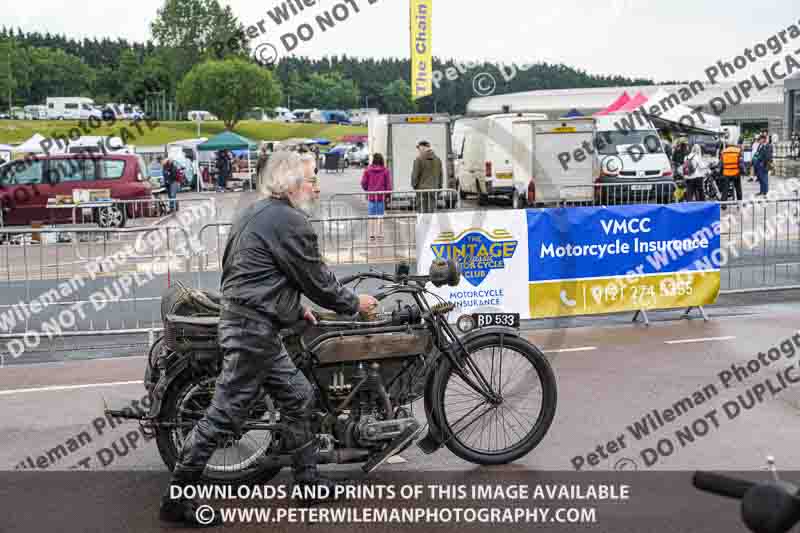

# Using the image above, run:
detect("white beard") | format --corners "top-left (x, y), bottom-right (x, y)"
top-left (289, 193), bottom-right (320, 216)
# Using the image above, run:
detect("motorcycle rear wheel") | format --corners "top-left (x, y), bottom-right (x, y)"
top-left (155, 368), bottom-right (282, 484)
top-left (432, 334), bottom-right (557, 465)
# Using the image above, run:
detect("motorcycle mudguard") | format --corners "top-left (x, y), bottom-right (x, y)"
top-left (147, 357), bottom-right (192, 419)
top-left (417, 327), bottom-right (523, 454)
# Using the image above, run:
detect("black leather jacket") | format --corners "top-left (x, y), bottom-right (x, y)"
top-left (220, 197), bottom-right (359, 326)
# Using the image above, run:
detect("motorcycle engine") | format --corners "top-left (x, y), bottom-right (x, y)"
top-left (329, 362), bottom-right (421, 448)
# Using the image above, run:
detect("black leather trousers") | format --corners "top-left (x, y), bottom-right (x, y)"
top-left (169, 314), bottom-right (319, 486)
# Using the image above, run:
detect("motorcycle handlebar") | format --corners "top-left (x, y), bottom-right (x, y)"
top-left (693, 471), bottom-right (756, 499)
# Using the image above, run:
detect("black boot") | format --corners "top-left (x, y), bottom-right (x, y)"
top-left (291, 439), bottom-right (340, 506)
top-left (160, 469), bottom-right (223, 528)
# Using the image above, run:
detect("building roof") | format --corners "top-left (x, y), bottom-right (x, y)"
top-left (466, 81), bottom-right (785, 115)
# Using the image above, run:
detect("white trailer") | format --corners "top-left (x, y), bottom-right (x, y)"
top-left (368, 114), bottom-right (454, 189)
top-left (511, 118), bottom-right (598, 206)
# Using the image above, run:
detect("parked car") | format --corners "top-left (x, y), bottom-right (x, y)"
top-left (0, 153), bottom-right (153, 227)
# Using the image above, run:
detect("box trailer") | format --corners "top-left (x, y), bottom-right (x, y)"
top-left (511, 118), bottom-right (598, 206)
top-left (368, 113), bottom-right (457, 209)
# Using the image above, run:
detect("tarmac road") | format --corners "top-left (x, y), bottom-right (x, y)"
top-left (2, 301), bottom-right (800, 475)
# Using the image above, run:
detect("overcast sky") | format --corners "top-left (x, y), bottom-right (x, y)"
top-left (2, 0), bottom-right (797, 83)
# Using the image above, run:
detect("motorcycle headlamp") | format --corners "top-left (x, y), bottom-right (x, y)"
top-left (456, 314), bottom-right (476, 333)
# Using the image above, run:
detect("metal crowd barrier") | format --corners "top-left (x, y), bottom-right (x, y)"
top-left (4, 193), bottom-right (800, 343)
top-left (198, 214), bottom-right (418, 271)
top-left (0, 225), bottom-right (198, 339)
top-left (0, 196), bottom-right (218, 231)
top-left (325, 189), bottom-right (460, 219)
top-left (558, 181), bottom-right (678, 207)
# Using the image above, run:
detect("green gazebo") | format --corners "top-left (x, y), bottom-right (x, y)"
top-left (198, 131), bottom-right (258, 190)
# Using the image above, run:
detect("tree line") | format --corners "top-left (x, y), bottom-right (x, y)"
top-left (0, 0), bottom-right (655, 119)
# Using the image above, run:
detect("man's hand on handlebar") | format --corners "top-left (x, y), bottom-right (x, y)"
top-left (358, 294), bottom-right (379, 319)
top-left (302, 307), bottom-right (318, 325)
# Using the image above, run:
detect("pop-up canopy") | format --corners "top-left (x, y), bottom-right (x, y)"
top-left (617, 92), bottom-right (649, 112)
top-left (561, 108), bottom-right (584, 118)
top-left (197, 131), bottom-right (257, 152)
top-left (645, 89), bottom-right (721, 134)
top-left (14, 133), bottom-right (49, 154)
top-left (594, 92), bottom-right (631, 116)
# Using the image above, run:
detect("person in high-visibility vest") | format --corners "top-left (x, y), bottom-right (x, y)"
top-left (720, 142), bottom-right (746, 204)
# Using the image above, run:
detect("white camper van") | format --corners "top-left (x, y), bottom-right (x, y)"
top-left (456, 113), bottom-right (547, 208)
top-left (46, 97), bottom-right (102, 120)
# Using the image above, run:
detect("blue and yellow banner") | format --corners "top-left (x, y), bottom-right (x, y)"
top-left (410, 0), bottom-right (432, 100)
top-left (526, 203), bottom-right (722, 318)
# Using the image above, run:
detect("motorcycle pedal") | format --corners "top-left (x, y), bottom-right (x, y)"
top-left (362, 425), bottom-right (424, 475)
top-left (416, 433), bottom-right (441, 455)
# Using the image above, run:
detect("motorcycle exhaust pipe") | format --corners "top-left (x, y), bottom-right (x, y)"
top-left (259, 448), bottom-right (371, 467)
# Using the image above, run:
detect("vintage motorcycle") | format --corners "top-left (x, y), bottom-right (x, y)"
top-left (112, 260), bottom-right (557, 484)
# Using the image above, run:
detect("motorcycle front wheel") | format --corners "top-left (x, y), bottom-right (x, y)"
top-left (432, 334), bottom-right (557, 465)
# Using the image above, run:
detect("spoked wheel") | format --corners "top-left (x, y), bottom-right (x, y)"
top-left (155, 370), bottom-right (282, 484)
top-left (703, 178), bottom-right (721, 201)
top-left (433, 334), bottom-right (557, 465)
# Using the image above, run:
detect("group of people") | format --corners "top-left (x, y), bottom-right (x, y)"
top-left (669, 132), bottom-right (774, 204)
top-left (359, 140), bottom-right (444, 241)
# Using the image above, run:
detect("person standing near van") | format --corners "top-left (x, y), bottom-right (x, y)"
top-left (753, 133), bottom-right (773, 196)
top-left (361, 153), bottom-right (392, 242)
top-left (720, 142), bottom-right (746, 205)
top-left (672, 138), bottom-right (690, 173)
top-left (411, 141), bottom-right (443, 214)
top-left (162, 158), bottom-right (180, 213)
top-left (684, 144), bottom-right (708, 202)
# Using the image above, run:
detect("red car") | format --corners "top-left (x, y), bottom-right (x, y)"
top-left (0, 153), bottom-right (153, 227)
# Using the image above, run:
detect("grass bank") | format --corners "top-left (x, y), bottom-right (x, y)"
top-left (0, 120), bottom-right (367, 146)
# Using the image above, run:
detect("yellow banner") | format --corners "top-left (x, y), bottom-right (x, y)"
top-left (528, 272), bottom-right (720, 319)
top-left (410, 0), bottom-right (432, 100)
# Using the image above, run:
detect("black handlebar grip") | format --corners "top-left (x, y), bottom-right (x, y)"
top-left (693, 471), bottom-right (756, 499)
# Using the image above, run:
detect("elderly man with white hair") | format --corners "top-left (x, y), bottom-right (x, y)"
top-left (161, 151), bottom-right (378, 527)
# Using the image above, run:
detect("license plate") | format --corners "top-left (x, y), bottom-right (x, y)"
top-left (472, 313), bottom-right (520, 328)
top-left (631, 185), bottom-right (652, 191)
top-left (495, 172), bottom-right (512, 180)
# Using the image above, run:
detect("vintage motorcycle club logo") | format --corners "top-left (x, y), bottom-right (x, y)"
top-left (431, 228), bottom-right (518, 287)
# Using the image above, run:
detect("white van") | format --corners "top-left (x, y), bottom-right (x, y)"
top-left (23, 105), bottom-right (48, 120)
top-left (46, 97), bottom-right (102, 120)
top-left (456, 113), bottom-right (547, 208)
top-left (594, 114), bottom-right (674, 203)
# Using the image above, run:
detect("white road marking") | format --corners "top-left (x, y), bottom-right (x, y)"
top-left (543, 346), bottom-right (597, 353)
top-left (0, 380), bottom-right (143, 396)
top-left (664, 336), bottom-right (736, 345)
top-left (387, 455), bottom-right (407, 464)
